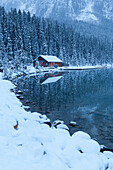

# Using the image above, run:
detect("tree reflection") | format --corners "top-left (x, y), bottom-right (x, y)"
top-left (15, 69), bottom-right (113, 147)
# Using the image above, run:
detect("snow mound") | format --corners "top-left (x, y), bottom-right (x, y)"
top-left (0, 73), bottom-right (112, 170)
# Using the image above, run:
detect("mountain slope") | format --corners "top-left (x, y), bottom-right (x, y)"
top-left (1, 0), bottom-right (113, 23)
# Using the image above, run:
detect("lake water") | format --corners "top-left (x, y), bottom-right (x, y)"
top-left (14, 68), bottom-right (113, 148)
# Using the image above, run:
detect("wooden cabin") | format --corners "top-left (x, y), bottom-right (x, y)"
top-left (35, 55), bottom-right (63, 67)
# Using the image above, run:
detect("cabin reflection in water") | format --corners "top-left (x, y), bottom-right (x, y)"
top-left (14, 69), bottom-right (113, 148)
top-left (40, 72), bottom-right (63, 84)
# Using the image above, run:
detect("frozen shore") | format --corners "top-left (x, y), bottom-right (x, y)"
top-left (8, 64), bottom-right (113, 80)
top-left (0, 72), bottom-right (113, 170)
top-left (27, 64), bottom-right (108, 74)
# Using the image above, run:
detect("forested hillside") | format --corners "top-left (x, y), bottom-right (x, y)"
top-left (0, 7), bottom-right (113, 76)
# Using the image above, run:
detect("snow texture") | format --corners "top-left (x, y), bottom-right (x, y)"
top-left (39, 55), bottom-right (63, 63)
top-left (0, 72), bottom-right (112, 170)
top-left (1, 0), bottom-right (113, 23)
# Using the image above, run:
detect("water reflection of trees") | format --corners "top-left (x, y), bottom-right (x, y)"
top-left (16, 69), bottom-right (113, 113)
top-left (15, 69), bottom-right (113, 147)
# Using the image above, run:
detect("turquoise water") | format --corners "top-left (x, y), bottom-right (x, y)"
top-left (15, 69), bottom-right (113, 148)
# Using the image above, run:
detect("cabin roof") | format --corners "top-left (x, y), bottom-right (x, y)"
top-left (39, 55), bottom-right (62, 63)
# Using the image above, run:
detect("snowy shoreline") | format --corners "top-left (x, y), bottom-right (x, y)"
top-left (0, 72), bottom-right (113, 170)
top-left (28, 64), bottom-right (109, 74)
top-left (7, 64), bottom-right (113, 81)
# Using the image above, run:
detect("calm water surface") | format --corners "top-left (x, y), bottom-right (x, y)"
top-left (15, 69), bottom-right (113, 148)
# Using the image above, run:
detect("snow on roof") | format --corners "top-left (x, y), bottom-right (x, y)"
top-left (41, 76), bottom-right (62, 85)
top-left (39, 55), bottom-right (62, 63)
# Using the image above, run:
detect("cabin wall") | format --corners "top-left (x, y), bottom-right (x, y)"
top-left (48, 62), bottom-right (62, 67)
top-left (38, 57), bottom-right (49, 67)
top-left (33, 60), bottom-right (37, 67)
top-left (38, 62), bottom-right (62, 67)
top-left (39, 62), bottom-right (49, 67)
top-left (37, 56), bottom-right (62, 67)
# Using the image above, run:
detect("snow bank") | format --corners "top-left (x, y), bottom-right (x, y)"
top-left (0, 72), bottom-right (112, 170)
top-left (61, 65), bottom-right (107, 70)
top-left (8, 64), bottom-right (113, 80)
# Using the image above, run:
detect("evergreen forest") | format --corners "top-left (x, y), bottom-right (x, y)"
top-left (0, 6), bottom-right (113, 77)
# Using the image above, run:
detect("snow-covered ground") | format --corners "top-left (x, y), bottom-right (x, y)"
top-left (27, 64), bottom-right (111, 74)
top-left (8, 64), bottom-right (113, 80)
top-left (61, 65), bottom-right (107, 70)
top-left (0, 72), bottom-right (113, 170)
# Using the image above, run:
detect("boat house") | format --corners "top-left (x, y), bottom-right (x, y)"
top-left (36, 55), bottom-right (63, 67)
